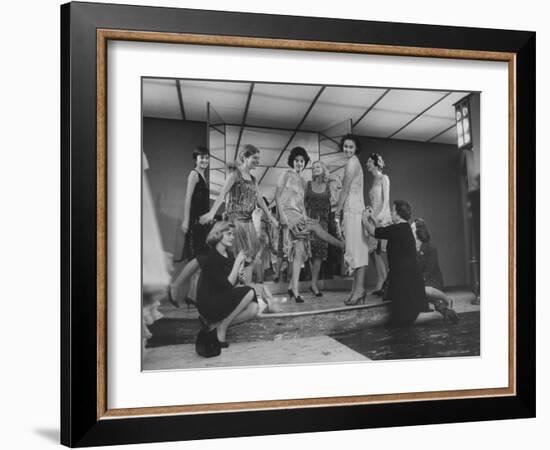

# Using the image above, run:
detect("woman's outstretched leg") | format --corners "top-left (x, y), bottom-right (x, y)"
top-left (307, 221), bottom-right (344, 249)
top-left (230, 301), bottom-right (259, 326)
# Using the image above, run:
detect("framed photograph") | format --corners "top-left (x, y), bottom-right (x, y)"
top-left (61, 1), bottom-right (535, 447)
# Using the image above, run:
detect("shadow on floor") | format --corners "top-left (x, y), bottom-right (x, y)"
top-left (34, 428), bottom-right (59, 444)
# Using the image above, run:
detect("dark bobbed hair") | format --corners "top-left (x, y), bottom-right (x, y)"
top-left (192, 146), bottom-right (209, 163)
top-left (394, 200), bottom-right (412, 222)
top-left (368, 152), bottom-right (385, 170)
top-left (339, 134), bottom-right (362, 155)
top-left (287, 146), bottom-right (310, 168)
top-left (414, 218), bottom-right (431, 243)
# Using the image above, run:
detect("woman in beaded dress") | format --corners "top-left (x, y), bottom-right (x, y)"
top-left (276, 147), bottom-right (345, 303)
top-left (200, 144), bottom-right (278, 302)
top-left (305, 160), bottom-right (332, 297)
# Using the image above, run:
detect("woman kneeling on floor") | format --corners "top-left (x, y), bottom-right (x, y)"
top-left (196, 221), bottom-right (258, 352)
top-left (362, 200), bottom-right (428, 326)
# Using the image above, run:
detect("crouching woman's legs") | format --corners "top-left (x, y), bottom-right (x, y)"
top-left (215, 288), bottom-right (258, 343)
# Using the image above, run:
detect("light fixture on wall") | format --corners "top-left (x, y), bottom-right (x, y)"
top-left (454, 96), bottom-right (473, 150)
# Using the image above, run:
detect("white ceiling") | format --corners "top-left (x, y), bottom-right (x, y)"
top-left (143, 78), bottom-right (472, 201)
top-left (143, 78), bottom-right (470, 145)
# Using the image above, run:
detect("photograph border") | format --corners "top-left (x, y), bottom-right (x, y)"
top-left (61, 2), bottom-right (535, 446)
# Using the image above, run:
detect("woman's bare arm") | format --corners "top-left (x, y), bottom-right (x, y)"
top-left (181, 171), bottom-right (199, 232)
top-left (336, 158), bottom-right (358, 212)
top-left (199, 170), bottom-right (238, 223)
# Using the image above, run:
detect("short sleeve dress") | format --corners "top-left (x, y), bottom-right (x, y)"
top-left (375, 222), bottom-right (428, 325)
top-left (196, 250), bottom-right (257, 323)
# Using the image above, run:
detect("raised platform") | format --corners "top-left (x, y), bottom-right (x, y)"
top-left (149, 289), bottom-right (478, 347)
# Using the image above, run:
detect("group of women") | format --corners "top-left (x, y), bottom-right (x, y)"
top-left (169, 134), bottom-right (458, 353)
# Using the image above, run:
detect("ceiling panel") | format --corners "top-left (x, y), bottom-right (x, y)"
top-left (179, 80), bottom-right (251, 123)
top-left (355, 109), bottom-right (419, 137)
top-left (143, 79), bottom-right (472, 146)
top-left (393, 116), bottom-right (456, 141)
top-left (354, 89), bottom-right (448, 137)
top-left (246, 84), bottom-right (321, 129)
top-left (302, 87), bottom-right (387, 131)
top-left (142, 79), bottom-right (182, 120)
top-left (430, 126), bottom-right (458, 145)
top-left (377, 89), bottom-right (449, 114)
top-left (392, 92), bottom-right (467, 141)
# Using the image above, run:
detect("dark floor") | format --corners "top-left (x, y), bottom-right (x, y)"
top-left (336, 311), bottom-right (480, 360)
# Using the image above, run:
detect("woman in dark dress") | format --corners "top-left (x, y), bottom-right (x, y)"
top-left (305, 160), bottom-right (331, 296)
top-left (168, 146), bottom-right (210, 308)
top-left (181, 146), bottom-right (211, 260)
top-left (196, 221), bottom-right (259, 348)
top-left (362, 200), bottom-right (428, 326)
top-left (413, 218), bottom-right (459, 323)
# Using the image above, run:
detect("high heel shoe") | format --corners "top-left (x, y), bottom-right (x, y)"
top-left (310, 286), bottom-right (323, 297)
top-left (210, 327), bottom-right (229, 348)
top-left (288, 288), bottom-right (304, 303)
top-left (344, 292), bottom-right (366, 306)
top-left (433, 300), bottom-right (460, 324)
top-left (167, 286), bottom-right (179, 308)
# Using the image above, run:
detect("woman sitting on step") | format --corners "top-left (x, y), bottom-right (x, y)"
top-left (195, 221), bottom-right (259, 350)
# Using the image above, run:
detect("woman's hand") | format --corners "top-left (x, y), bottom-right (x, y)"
top-left (181, 220), bottom-right (189, 233)
top-left (238, 270), bottom-right (248, 284)
top-left (362, 209), bottom-right (372, 228)
top-left (199, 212), bottom-right (214, 225)
top-left (235, 250), bottom-right (248, 266)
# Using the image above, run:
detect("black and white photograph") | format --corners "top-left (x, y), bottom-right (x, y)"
top-left (141, 78), bottom-right (481, 370)
top-left (0, 0), bottom-right (544, 445)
